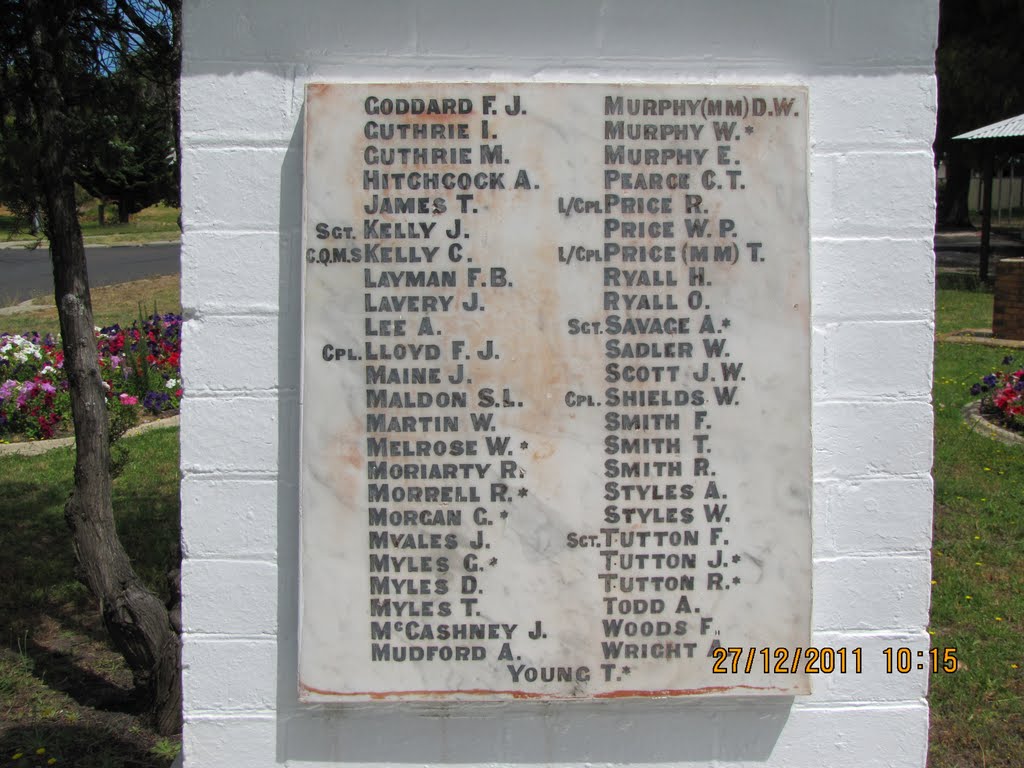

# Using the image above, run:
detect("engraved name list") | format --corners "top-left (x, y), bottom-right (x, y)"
top-left (299, 83), bottom-right (811, 702)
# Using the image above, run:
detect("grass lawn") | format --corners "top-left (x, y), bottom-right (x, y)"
top-left (0, 427), bottom-right (181, 768)
top-left (0, 203), bottom-right (179, 247)
top-left (930, 289), bottom-right (1024, 767)
top-left (1, 274), bottom-right (181, 337)
top-left (934, 288), bottom-right (996, 335)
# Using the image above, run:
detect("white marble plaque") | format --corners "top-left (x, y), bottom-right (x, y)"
top-left (299, 83), bottom-right (811, 701)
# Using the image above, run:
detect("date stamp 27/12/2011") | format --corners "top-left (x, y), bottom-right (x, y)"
top-left (711, 646), bottom-right (959, 675)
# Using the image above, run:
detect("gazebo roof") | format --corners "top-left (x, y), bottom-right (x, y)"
top-left (954, 113), bottom-right (1024, 140)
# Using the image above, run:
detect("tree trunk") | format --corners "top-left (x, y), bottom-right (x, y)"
top-left (98, 202), bottom-right (105, 227)
top-left (118, 202), bottom-right (131, 224)
top-left (25, 0), bottom-right (181, 736)
top-left (170, 0), bottom-right (183, 216)
top-left (938, 144), bottom-right (974, 229)
top-left (980, 148), bottom-right (995, 284)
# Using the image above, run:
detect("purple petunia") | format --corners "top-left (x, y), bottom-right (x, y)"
top-left (142, 390), bottom-right (172, 414)
top-left (16, 381), bottom-right (36, 407)
top-left (2, 317), bottom-right (183, 440)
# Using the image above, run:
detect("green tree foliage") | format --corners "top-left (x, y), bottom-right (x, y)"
top-left (0, 111), bottom-right (43, 230)
top-left (0, 0), bottom-right (179, 226)
top-left (75, 52), bottom-right (177, 222)
top-left (936, 0), bottom-right (1024, 226)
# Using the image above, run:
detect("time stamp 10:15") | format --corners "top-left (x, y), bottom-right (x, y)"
top-left (711, 647), bottom-right (959, 675)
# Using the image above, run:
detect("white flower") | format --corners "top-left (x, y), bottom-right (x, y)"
top-left (165, 378), bottom-right (178, 389)
top-left (0, 335), bottom-right (43, 363)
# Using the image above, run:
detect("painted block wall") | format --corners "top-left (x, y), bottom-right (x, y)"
top-left (179, 1), bottom-right (938, 765)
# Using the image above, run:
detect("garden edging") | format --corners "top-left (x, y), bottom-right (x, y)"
top-left (0, 414), bottom-right (179, 456)
top-left (962, 401), bottom-right (1024, 448)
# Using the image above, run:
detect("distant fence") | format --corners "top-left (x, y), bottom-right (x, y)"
top-left (968, 161), bottom-right (1024, 221)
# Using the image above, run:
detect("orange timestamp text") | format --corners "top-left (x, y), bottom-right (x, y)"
top-left (711, 646), bottom-right (960, 675)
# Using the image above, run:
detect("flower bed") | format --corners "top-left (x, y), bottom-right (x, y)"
top-left (0, 313), bottom-right (182, 441)
top-left (970, 355), bottom-right (1024, 436)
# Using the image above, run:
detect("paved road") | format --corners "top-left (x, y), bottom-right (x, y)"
top-left (0, 243), bottom-right (180, 304)
top-left (934, 230), bottom-right (1024, 270)
top-left (0, 234), bottom-right (1019, 304)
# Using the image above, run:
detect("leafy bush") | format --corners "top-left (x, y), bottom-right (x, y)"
top-left (0, 313), bottom-right (181, 441)
top-left (0, 333), bottom-right (70, 438)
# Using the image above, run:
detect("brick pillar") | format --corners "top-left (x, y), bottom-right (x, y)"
top-left (993, 258), bottom-right (1024, 341)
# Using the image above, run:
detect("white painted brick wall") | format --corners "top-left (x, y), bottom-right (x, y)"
top-left (181, 232), bottom-right (292, 313)
top-left (180, 476), bottom-right (281, 558)
top-left (180, 0), bottom-right (937, 765)
top-left (181, 560), bottom-right (278, 635)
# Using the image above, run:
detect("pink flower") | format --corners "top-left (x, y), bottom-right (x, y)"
top-left (16, 381), bottom-right (37, 407)
top-left (119, 393), bottom-right (139, 405)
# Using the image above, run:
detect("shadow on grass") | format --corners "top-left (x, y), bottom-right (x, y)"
top-left (0, 479), bottom-right (81, 616)
top-left (0, 429), bottom-right (181, 755)
top-left (0, 723), bottom-right (173, 768)
top-left (0, 478), bottom-right (136, 715)
top-left (21, 632), bottom-right (139, 715)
